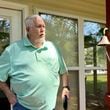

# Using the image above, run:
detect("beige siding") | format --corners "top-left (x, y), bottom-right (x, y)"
top-left (4, 0), bottom-right (105, 20)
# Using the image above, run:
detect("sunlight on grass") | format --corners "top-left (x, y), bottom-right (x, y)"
top-left (87, 74), bottom-right (107, 82)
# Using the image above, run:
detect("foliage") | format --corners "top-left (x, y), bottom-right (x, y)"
top-left (0, 18), bottom-right (10, 54)
top-left (84, 21), bottom-right (105, 67)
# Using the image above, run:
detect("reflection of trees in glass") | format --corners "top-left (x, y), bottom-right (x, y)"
top-left (0, 18), bottom-right (10, 32)
top-left (41, 14), bottom-right (78, 67)
top-left (0, 18), bottom-right (10, 99)
top-left (84, 21), bottom-right (105, 96)
top-left (84, 22), bottom-right (105, 67)
top-left (0, 18), bottom-right (10, 54)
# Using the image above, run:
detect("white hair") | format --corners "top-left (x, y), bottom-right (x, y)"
top-left (24, 14), bottom-right (40, 28)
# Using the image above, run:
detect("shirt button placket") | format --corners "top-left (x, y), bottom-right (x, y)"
top-left (35, 50), bottom-right (41, 61)
top-left (35, 51), bottom-right (38, 61)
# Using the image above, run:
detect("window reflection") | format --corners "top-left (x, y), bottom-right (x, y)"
top-left (0, 16), bottom-right (10, 110)
top-left (84, 21), bottom-right (107, 110)
top-left (84, 21), bottom-right (106, 67)
top-left (0, 17), bottom-right (10, 54)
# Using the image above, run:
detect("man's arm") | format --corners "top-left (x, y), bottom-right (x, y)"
top-left (0, 81), bottom-right (16, 105)
top-left (61, 73), bottom-right (70, 99)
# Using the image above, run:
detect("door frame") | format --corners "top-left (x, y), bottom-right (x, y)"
top-left (0, 0), bottom-right (28, 38)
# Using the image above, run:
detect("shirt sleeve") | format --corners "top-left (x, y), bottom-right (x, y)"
top-left (0, 49), bottom-right (10, 82)
top-left (58, 51), bottom-right (68, 75)
top-left (53, 43), bottom-right (68, 75)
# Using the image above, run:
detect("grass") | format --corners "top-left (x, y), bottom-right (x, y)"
top-left (86, 74), bottom-right (107, 82)
top-left (86, 74), bottom-right (107, 110)
top-left (86, 74), bottom-right (107, 93)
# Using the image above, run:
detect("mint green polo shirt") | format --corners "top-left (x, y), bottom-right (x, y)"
top-left (0, 37), bottom-right (68, 110)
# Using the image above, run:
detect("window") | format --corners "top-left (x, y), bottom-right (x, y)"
top-left (84, 21), bottom-right (106, 67)
top-left (84, 20), bottom-right (107, 110)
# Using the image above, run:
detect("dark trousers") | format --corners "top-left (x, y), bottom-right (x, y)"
top-left (13, 102), bottom-right (30, 110)
top-left (13, 102), bottom-right (55, 110)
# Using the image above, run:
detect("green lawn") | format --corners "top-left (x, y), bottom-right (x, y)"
top-left (86, 74), bottom-right (107, 82)
top-left (86, 74), bottom-right (107, 93)
top-left (86, 74), bottom-right (107, 110)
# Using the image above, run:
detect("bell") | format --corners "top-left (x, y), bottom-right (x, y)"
top-left (98, 27), bottom-right (110, 46)
top-left (98, 35), bottom-right (110, 46)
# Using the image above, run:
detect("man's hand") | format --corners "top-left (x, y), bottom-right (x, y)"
top-left (62, 87), bottom-right (70, 100)
top-left (6, 91), bottom-right (17, 105)
top-left (0, 81), bottom-right (17, 105)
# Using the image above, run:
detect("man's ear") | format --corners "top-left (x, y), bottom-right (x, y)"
top-left (26, 27), bottom-right (29, 32)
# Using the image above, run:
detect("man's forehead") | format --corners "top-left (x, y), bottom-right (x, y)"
top-left (34, 16), bottom-right (44, 23)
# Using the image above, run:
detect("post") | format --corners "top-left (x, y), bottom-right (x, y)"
top-left (104, 0), bottom-right (110, 109)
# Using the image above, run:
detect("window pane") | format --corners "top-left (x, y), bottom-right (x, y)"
top-left (84, 21), bottom-right (106, 67)
top-left (0, 17), bottom-right (10, 55)
top-left (40, 13), bottom-right (78, 67)
top-left (85, 70), bottom-right (107, 110)
top-left (56, 71), bottom-right (79, 110)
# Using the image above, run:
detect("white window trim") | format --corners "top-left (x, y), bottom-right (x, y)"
top-left (0, 0), bottom-right (29, 37)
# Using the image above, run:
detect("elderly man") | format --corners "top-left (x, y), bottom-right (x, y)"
top-left (0, 15), bottom-right (70, 110)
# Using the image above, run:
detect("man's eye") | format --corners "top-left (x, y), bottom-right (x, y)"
top-left (36, 25), bottom-right (45, 28)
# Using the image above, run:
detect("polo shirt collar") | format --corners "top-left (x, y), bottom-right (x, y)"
top-left (23, 36), bottom-right (33, 47)
top-left (23, 36), bottom-right (47, 49)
